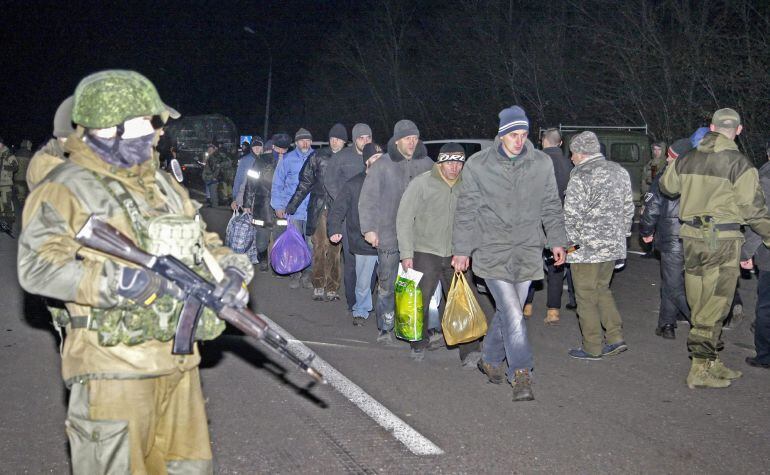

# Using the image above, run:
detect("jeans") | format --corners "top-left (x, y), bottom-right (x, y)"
top-left (754, 269), bottom-right (770, 363)
top-left (205, 181), bottom-right (219, 207)
top-left (353, 254), bottom-right (378, 318)
top-left (482, 279), bottom-right (533, 380)
top-left (375, 248), bottom-right (400, 331)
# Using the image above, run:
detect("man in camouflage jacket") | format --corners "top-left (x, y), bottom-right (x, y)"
top-left (0, 137), bottom-right (18, 225)
top-left (17, 70), bottom-right (252, 474)
top-left (564, 131), bottom-right (634, 360)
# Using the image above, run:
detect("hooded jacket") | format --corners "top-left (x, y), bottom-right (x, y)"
top-left (358, 138), bottom-right (433, 251)
top-left (453, 138), bottom-right (567, 282)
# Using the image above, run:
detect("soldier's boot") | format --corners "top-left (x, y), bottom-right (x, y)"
top-left (511, 369), bottom-right (535, 402)
top-left (522, 303), bottom-right (533, 319)
top-left (544, 308), bottom-right (560, 326)
top-left (686, 358), bottom-right (731, 389)
top-left (710, 358), bottom-right (742, 380)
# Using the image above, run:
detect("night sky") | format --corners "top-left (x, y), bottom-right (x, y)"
top-left (1, 0), bottom-right (345, 146)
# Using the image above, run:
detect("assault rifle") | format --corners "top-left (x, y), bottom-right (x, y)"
top-left (75, 215), bottom-right (324, 383)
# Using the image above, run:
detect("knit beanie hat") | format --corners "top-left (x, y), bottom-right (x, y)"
top-left (329, 123), bottom-right (347, 141)
top-left (437, 143), bottom-right (466, 163)
top-left (393, 119), bottom-right (419, 142)
top-left (250, 135), bottom-right (264, 147)
top-left (689, 127), bottom-right (709, 148)
top-left (295, 128), bottom-right (312, 141)
top-left (362, 142), bottom-right (383, 162)
top-left (352, 123), bottom-right (372, 140)
top-left (570, 131), bottom-right (601, 154)
top-left (272, 133), bottom-right (291, 149)
top-left (667, 138), bottom-right (692, 159)
top-left (498, 105), bottom-right (529, 137)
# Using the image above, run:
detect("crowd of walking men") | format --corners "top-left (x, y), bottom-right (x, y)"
top-left (11, 67), bottom-right (770, 472)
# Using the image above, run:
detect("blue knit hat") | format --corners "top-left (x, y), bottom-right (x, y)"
top-left (498, 105), bottom-right (529, 137)
top-left (689, 127), bottom-right (709, 148)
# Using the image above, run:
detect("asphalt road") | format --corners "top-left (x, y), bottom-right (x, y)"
top-left (1, 207), bottom-right (768, 474)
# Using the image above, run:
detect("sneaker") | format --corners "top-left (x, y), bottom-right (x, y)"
top-left (601, 341), bottom-right (628, 357)
top-left (426, 331), bottom-right (445, 351)
top-left (376, 330), bottom-right (395, 345)
top-left (325, 291), bottom-right (340, 301)
top-left (352, 316), bottom-right (366, 326)
top-left (288, 275), bottom-right (300, 289)
top-left (568, 348), bottom-right (602, 360)
top-left (655, 324), bottom-right (675, 339)
top-left (301, 274), bottom-right (313, 289)
top-left (732, 304), bottom-right (744, 323)
top-left (312, 288), bottom-right (325, 301)
top-left (511, 369), bottom-right (534, 402)
top-left (565, 302), bottom-right (577, 311)
top-left (461, 351), bottom-right (482, 369)
top-left (409, 348), bottom-right (425, 361)
top-left (477, 360), bottom-right (506, 384)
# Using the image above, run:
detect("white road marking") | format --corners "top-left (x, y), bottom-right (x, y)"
top-left (258, 313), bottom-right (445, 456)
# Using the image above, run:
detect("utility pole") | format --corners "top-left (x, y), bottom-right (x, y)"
top-left (244, 26), bottom-right (272, 139)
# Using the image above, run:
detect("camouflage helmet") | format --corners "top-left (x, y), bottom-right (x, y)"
top-left (72, 70), bottom-right (174, 129)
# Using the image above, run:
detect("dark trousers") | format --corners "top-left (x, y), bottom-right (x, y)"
top-left (754, 270), bottom-right (770, 363)
top-left (525, 260), bottom-right (574, 309)
top-left (659, 250), bottom-right (691, 327)
top-left (311, 211), bottom-right (341, 292)
top-left (341, 228), bottom-right (357, 310)
top-left (412, 252), bottom-right (493, 358)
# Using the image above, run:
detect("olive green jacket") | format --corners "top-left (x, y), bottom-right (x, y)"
top-left (452, 137), bottom-right (567, 283)
top-left (396, 164), bottom-right (461, 259)
top-left (660, 131), bottom-right (770, 244)
top-left (17, 135), bottom-right (251, 385)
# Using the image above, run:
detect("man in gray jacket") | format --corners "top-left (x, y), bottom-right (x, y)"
top-left (564, 131), bottom-right (634, 360)
top-left (359, 120), bottom-right (433, 344)
top-left (452, 106), bottom-right (567, 402)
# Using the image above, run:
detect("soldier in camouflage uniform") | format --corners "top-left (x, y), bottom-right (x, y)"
top-left (564, 131), bottom-right (634, 360)
top-left (660, 108), bottom-right (770, 389)
top-left (27, 96), bottom-right (75, 192)
top-left (641, 141), bottom-right (667, 196)
top-left (0, 136), bottom-right (18, 226)
top-left (202, 141), bottom-right (233, 207)
top-left (14, 139), bottom-right (32, 207)
top-left (18, 70), bottom-right (253, 473)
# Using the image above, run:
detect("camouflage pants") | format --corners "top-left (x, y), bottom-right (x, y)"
top-left (13, 182), bottom-right (27, 208)
top-left (683, 238), bottom-right (741, 360)
top-left (0, 186), bottom-right (13, 222)
top-left (66, 368), bottom-right (213, 474)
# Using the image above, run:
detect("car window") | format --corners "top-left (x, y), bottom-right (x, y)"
top-left (610, 143), bottom-right (640, 162)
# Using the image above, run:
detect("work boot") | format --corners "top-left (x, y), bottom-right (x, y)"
top-left (544, 308), bottom-right (560, 326)
top-left (477, 360), bottom-right (505, 384)
top-left (312, 288), bottom-right (325, 301)
top-left (655, 324), bottom-right (676, 339)
top-left (686, 358), bottom-right (731, 389)
top-left (710, 358), bottom-right (742, 380)
top-left (511, 369), bottom-right (534, 401)
top-left (522, 303), bottom-right (533, 319)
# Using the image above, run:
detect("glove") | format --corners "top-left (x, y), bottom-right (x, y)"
top-left (213, 267), bottom-right (249, 309)
top-left (117, 267), bottom-right (183, 305)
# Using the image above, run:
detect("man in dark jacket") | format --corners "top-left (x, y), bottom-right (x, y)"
top-left (452, 106), bottom-right (567, 402)
top-left (640, 138), bottom-right (693, 339)
top-left (740, 141), bottom-right (770, 370)
top-left (286, 124), bottom-right (347, 301)
top-left (243, 133), bottom-right (290, 271)
top-left (359, 120), bottom-right (433, 344)
top-left (329, 143), bottom-right (383, 325)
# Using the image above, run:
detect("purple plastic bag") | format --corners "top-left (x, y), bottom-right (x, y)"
top-left (270, 222), bottom-right (311, 274)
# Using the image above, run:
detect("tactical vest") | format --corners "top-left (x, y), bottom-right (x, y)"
top-left (58, 169), bottom-right (225, 346)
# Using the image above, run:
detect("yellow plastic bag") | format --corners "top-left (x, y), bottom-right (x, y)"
top-left (442, 271), bottom-right (488, 345)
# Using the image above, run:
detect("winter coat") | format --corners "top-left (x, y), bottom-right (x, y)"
top-left (564, 153), bottom-right (634, 263)
top-left (742, 161), bottom-right (770, 269)
top-left (271, 147), bottom-right (313, 221)
top-left (452, 137), bottom-right (567, 283)
top-left (358, 138), bottom-right (433, 251)
top-left (325, 145), bottom-right (366, 202)
top-left (639, 162), bottom-right (682, 254)
top-left (232, 153), bottom-right (256, 204)
top-left (285, 147), bottom-right (337, 236)
top-left (243, 151), bottom-right (280, 227)
top-left (543, 146), bottom-right (572, 204)
top-left (660, 131), bottom-right (770, 244)
top-left (396, 164), bottom-right (461, 259)
top-left (327, 172), bottom-right (377, 256)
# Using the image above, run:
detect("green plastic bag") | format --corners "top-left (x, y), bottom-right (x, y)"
top-left (394, 273), bottom-right (423, 341)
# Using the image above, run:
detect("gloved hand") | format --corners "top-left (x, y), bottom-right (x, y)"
top-left (117, 267), bottom-right (183, 305)
top-left (213, 267), bottom-right (249, 309)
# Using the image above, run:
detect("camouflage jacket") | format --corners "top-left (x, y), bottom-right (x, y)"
top-left (202, 150), bottom-right (233, 183)
top-left (17, 135), bottom-right (251, 385)
top-left (0, 146), bottom-right (18, 187)
top-left (564, 153), bottom-right (634, 263)
top-left (27, 138), bottom-right (67, 191)
top-left (660, 131), bottom-right (770, 244)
